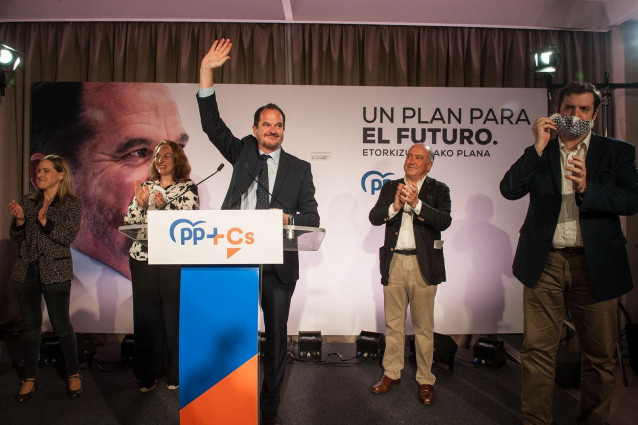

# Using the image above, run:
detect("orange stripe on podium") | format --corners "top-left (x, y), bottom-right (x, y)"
top-left (180, 355), bottom-right (259, 425)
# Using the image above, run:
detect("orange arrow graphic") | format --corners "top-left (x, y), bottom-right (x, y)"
top-left (227, 247), bottom-right (241, 259)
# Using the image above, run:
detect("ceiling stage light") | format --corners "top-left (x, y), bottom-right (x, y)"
top-left (533, 44), bottom-right (560, 73)
top-left (0, 43), bottom-right (23, 72)
top-left (0, 43), bottom-right (24, 97)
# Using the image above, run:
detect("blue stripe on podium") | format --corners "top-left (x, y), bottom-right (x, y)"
top-left (180, 266), bottom-right (259, 409)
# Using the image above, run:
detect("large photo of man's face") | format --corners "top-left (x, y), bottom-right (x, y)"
top-left (31, 82), bottom-right (189, 279)
top-left (30, 82), bottom-right (189, 333)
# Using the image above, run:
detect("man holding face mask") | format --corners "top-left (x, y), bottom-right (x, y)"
top-left (500, 81), bottom-right (638, 425)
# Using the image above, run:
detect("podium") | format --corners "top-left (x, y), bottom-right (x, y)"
top-left (120, 211), bottom-right (324, 425)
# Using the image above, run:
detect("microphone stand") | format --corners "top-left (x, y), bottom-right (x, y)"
top-left (157, 163), bottom-right (225, 210)
top-left (245, 166), bottom-right (296, 240)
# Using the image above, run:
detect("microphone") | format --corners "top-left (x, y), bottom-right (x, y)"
top-left (197, 163), bottom-right (224, 186)
top-left (156, 163), bottom-right (224, 210)
top-left (243, 162), bottom-right (290, 214)
top-left (243, 162), bottom-right (296, 240)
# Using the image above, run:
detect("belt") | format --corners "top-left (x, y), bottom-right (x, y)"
top-left (551, 247), bottom-right (585, 255)
top-left (393, 249), bottom-right (417, 255)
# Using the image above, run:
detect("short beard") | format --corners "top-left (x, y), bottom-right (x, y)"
top-left (83, 198), bottom-right (132, 258)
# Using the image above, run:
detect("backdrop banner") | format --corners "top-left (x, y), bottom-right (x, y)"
top-left (31, 83), bottom-right (546, 335)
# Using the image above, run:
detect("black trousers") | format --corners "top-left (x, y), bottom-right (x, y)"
top-left (260, 265), bottom-right (296, 415)
top-left (129, 258), bottom-right (181, 385)
top-left (15, 263), bottom-right (79, 378)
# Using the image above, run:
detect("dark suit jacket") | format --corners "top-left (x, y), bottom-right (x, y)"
top-left (197, 92), bottom-right (320, 283)
top-left (500, 133), bottom-right (638, 301)
top-left (10, 195), bottom-right (82, 284)
top-left (369, 177), bottom-right (452, 286)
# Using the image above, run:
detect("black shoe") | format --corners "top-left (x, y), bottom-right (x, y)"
top-left (66, 373), bottom-right (83, 398)
top-left (15, 378), bottom-right (37, 403)
top-left (262, 412), bottom-right (282, 425)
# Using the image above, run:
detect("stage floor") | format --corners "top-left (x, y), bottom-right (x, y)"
top-left (0, 334), bottom-right (589, 425)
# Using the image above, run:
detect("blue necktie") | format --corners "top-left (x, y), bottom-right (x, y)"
top-left (256, 154), bottom-right (271, 209)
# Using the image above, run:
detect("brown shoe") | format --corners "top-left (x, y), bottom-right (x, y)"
top-left (419, 384), bottom-right (435, 405)
top-left (371, 375), bottom-right (400, 393)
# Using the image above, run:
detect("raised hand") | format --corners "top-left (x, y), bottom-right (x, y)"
top-left (202, 39), bottom-right (232, 70)
top-left (200, 39), bottom-right (232, 88)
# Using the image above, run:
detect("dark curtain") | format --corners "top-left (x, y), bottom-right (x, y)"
top-left (0, 21), bottom-right (610, 327)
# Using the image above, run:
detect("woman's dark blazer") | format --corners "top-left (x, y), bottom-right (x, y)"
top-left (10, 195), bottom-right (82, 284)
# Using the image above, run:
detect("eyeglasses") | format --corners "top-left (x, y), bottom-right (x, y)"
top-left (154, 153), bottom-right (174, 162)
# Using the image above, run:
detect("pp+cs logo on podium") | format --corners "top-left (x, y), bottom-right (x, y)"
top-left (169, 219), bottom-right (255, 259)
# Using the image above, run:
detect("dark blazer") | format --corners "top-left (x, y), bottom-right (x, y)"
top-left (10, 195), bottom-right (82, 284)
top-left (369, 177), bottom-right (452, 286)
top-left (500, 133), bottom-right (638, 301)
top-left (197, 92), bottom-right (320, 283)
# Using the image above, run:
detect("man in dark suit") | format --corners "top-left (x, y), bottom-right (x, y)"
top-left (369, 143), bottom-right (452, 405)
top-left (198, 39), bottom-right (319, 425)
top-left (500, 81), bottom-right (638, 425)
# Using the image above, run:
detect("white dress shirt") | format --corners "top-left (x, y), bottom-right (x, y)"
top-left (552, 132), bottom-right (591, 248)
top-left (387, 176), bottom-right (426, 250)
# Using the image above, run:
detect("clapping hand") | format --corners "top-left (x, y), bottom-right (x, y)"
top-left (38, 197), bottom-right (52, 226)
top-left (393, 183), bottom-right (406, 212)
top-left (134, 181), bottom-right (150, 209)
top-left (154, 192), bottom-right (167, 209)
top-left (401, 182), bottom-right (419, 208)
top-left (8, 200), bottom-right (25, 226)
